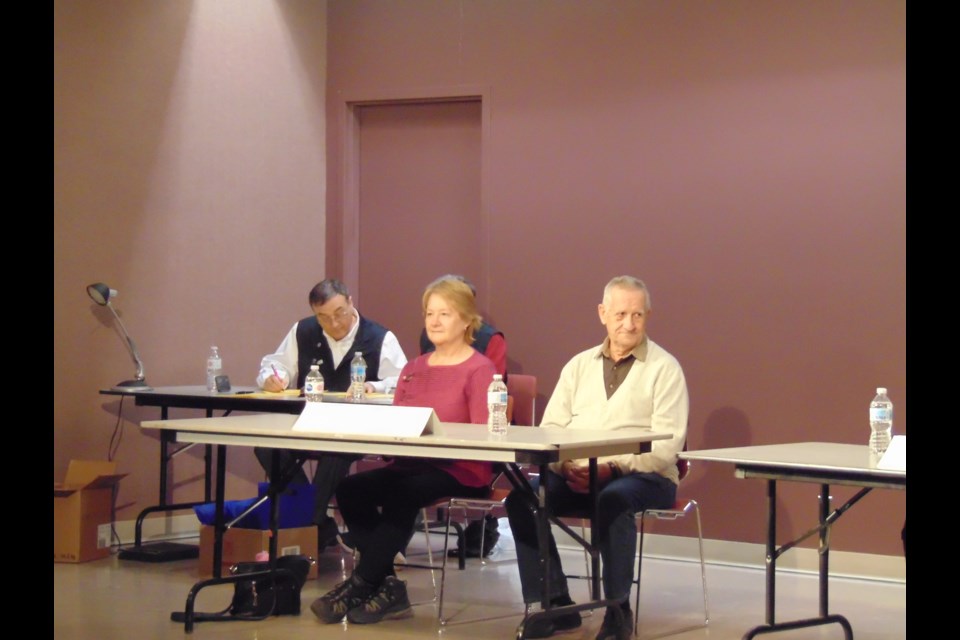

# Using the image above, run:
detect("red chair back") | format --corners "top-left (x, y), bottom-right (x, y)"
top-left (676, 440), bottom-right (691, 481)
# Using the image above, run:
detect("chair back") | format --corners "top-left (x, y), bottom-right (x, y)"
top-left (506, 374), bottom-right (537, 426)
top-left (677, 441), bottom-right (690, 481)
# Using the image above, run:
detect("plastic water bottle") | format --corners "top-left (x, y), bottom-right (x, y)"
top-left (305, 364), bottom-right (324, 402)
top-left (206, 346), bottom-right (222, 392)
top-left (869, 387), bottom-right (894, 456)
top-left (350, 352), bottom-right (367, 402)
top-left (487, 374), bottom-right (509, 435)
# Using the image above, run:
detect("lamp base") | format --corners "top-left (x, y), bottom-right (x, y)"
top-left (112, 379), bottom-right (152, 392)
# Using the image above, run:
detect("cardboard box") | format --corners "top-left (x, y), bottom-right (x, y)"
top-left (198, 525), bottom-right (318, 579)
top-left (54, 460), bottom-right (127, 563)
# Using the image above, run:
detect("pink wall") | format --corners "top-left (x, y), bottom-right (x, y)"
top-left (55, 1), bottom-right (905, 559)
top-left (55, 1), bottom-right (329, 506)
top-left (325, 1), bottom-right (906, 556)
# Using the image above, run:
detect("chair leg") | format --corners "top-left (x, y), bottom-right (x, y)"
top-left (635, 511), bottom-right (647, 634)
top-left (690, 501), bottom-right (710, 626)
top-left (580, 519), bottom-right (595, 599)
top-left (435, 502), bottom-right (521, 627)
top-left (633, 502), bottom-right (709, 639)
top-left (437, 504), bottom-right (455, 623)
top-left (420, 507), bottom-right (440, 600)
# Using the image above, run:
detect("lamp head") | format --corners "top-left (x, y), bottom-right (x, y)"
top-left (87, 283), bottom-right (118, 306)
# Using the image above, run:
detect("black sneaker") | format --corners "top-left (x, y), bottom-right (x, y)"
top-left (346, 576), bottom-right (414, 624)
top-left (594, 605), bottom-right (633, 640)
top-left (310, 573), bottom-right (375, 623)
top-left (523, 609), bottom-right (583, 638)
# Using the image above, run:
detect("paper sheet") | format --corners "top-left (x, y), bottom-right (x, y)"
top-left (876, 435), bottom-right (906, 471)
top-left (232, 389), bottom-right (302, 399)
top-left (292, 402), bottom-right (438, 437)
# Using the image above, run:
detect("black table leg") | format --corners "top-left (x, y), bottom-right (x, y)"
top-left (743, 479), bottom-right (855, 640)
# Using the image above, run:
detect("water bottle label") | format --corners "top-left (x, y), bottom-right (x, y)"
top-left (870, 407), bottom-right (891, 422)
top-left (487, 391), bottom-right (502, 404)
top-left (305, 382), bottom-right (315, 394)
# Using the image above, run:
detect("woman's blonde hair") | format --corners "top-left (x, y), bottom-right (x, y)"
top-left (421, 277), bottom-right (483, 344)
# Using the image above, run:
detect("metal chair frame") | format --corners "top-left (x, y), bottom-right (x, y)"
top-left (567, 456), bottom-right (710, 638)
top-left (416, 373), bottom-right (539, 626)
top-left (634, 489), bottom-right (709, 638)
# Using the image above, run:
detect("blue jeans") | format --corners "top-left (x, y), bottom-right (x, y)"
top-left (505, 468), bottom-right (675, 604)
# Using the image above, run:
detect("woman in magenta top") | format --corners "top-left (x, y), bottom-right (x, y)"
top-left (311, 277), bottom-right (497, 626)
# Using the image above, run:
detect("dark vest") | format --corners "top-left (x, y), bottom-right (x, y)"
top-left (295, 315), bottom-right (388, 391)
top-left (419, 322), bottom-right (504, 376)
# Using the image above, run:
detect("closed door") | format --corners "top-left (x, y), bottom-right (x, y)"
top-left (355, 99), bottom-right (482, 355)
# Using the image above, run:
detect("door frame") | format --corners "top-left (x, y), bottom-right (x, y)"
top-left (331, 84), bottom-right (492, 301)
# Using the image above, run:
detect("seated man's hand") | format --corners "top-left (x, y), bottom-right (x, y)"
top-left (262, 374), bottom-right (287, 393)
top-left (561, 460), bottom-right (590, 493)
top-left (561, 459), bottom-right (613, 493)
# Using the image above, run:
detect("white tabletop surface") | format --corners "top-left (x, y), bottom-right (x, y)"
top-left (141, 412), bottom-right (671, 464)
top-left (681, 441), bottom-right (905, 479)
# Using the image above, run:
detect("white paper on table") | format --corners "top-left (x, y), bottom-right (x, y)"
top-left (876, 435), bottom-right (906, 471)
top-left (291, 401), bottom-right (438, 438)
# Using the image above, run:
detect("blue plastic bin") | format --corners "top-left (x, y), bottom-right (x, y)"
top-left (193, 482), bottom-right (316, 529)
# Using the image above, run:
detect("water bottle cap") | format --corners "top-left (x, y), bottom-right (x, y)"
top-left (310, 364), bottom-right (319, 371)
top-left (876, 387), bottom-right (887, 395)
top-left (493, 374), bottom-right (502, 380)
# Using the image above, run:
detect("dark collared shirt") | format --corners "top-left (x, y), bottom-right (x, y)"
top-left (600, 336), bottom-right (648, 400)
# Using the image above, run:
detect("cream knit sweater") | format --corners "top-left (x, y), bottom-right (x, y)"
top-left (541, 338), bottom-right (689, 485)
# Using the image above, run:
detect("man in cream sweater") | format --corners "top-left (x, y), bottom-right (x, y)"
top-left (505, 275), bottom-right (689, 640)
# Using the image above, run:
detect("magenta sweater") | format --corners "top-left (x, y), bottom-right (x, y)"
top-left (390, 350), bottom-right (496, 487)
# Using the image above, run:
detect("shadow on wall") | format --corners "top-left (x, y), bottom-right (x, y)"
top-left (684, 405), bottom-right (754, 513)
top-left (701, 406), bottom-right (752, 450)
top-left (685, 406), bottom-right (802, 546)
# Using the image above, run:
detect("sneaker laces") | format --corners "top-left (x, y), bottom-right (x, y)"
top-left (322, 574), bottom-right (370, 615)
top-left (357, 577), bottom-right (404, 613)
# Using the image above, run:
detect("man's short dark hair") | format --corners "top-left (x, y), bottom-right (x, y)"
top-left (308, 279), bottom-right (351, 307)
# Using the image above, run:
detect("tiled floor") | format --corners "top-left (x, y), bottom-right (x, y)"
top-left (54, 527), bottom-right (906, 640)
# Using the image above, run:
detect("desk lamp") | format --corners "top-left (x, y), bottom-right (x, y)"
top-left (86, 282), bottom-right (152, 391)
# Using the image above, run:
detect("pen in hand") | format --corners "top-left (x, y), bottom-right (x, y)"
top-left (269, 365), bottom-right (286, 391)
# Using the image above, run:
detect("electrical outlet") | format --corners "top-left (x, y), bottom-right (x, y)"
top-left (280, 545), bottom-right (301, 556)
top-left (97, 524), bottom-right (112, 549)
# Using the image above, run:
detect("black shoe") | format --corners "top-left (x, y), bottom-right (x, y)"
top-left (523, 606), bottom-right (582, 639)
top-left (310, 573), bottom-right (375, 623)
top-left (346, 576), bottom-right (414, 624)
top-left (317, 518), bottom-right (340, 549)
top-left (595, 605), bottom-right (633, 640)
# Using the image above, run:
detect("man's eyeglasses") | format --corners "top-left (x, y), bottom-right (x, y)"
top-left (316, 306), bottom-right (353, 326)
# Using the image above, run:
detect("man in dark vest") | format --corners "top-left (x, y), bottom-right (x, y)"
top-left (255, 278), bottom-right (408, 548)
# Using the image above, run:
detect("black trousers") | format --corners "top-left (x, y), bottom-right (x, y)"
top-left (336, 465), bottom-right (488, 585)
top-left (253, 447), bottom-right (360, 525)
